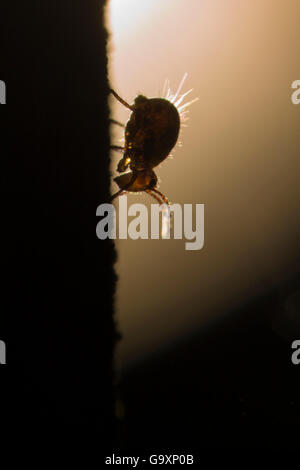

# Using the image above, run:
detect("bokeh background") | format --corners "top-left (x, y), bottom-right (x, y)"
top-left (107, 0), bottom-right (300, 372)
top-left (107, 0), bottom-right (300, 371)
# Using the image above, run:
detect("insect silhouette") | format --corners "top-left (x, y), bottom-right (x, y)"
top-left (110, 74), bottom-right (197, 205)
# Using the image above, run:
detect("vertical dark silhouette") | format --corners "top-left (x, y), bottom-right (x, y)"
top-left (1, 0), bottom-right (117, 449)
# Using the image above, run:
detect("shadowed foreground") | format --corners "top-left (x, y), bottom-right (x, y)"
top-left (1, 0), bottom-right (117, 449)
top-left (120, 277), bottom-right (300, 450)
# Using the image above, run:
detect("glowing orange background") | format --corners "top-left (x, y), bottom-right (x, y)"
top-left (107, 0), bottom-right (300, 370)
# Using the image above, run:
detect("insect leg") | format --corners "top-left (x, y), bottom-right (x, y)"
top-left (145, 189), bottom-right (164, 205)
top-left (150, 188), bottom-right (170, 206)
top-left (110, 171), bottom-right (138, 202)
top-left (109, 119), bottom-right (125, 128)
top-left (110, 145), bottom-right (125, 152)
top-left (110, 189), bottom-right (127, 201)
top-left (146, 190), bottom-right (171, 238)
top-left (110, 89), bottom-right (134, 111)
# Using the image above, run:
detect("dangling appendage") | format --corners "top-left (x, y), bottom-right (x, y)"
top-left (110, 145), bottom-right (125, 152)
top-left (145, 189), bottom-right (171, 238)
top-left (110, 89), bottom-right (134, 111)
top-left (110, 172), bottom-right (138, 202)
top-left (110, 189), bottom-right (127, 201)
top-left (148, 188), bottom-right (170, 206)
top-left (109, 119), bottom-right (125, 128)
